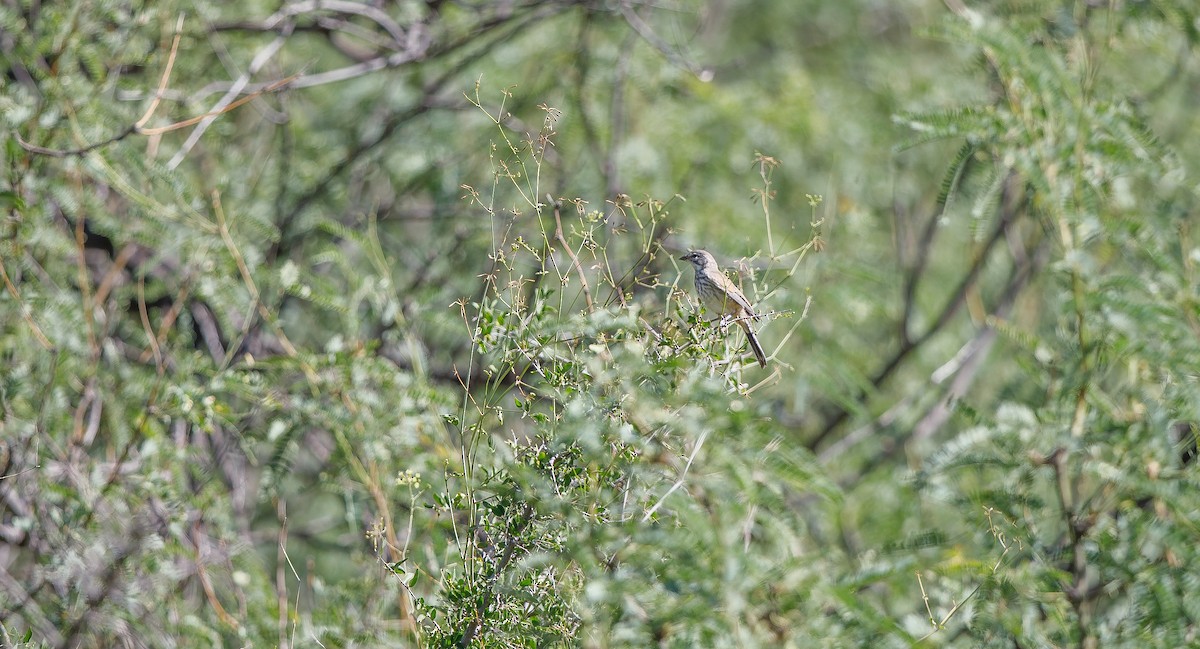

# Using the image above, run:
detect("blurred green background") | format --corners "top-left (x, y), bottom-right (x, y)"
top-left (2, 1), bottom-right (1199, 647)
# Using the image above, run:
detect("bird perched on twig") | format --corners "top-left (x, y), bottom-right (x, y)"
top-left (680, 250), bottom-right (768, 368)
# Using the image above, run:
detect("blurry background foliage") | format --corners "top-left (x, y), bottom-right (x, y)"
top-left (2, 0), bottom-right (1200, 647)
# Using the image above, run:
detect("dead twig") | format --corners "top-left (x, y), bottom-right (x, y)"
top-left (549, 194), bottom-right (594, 312)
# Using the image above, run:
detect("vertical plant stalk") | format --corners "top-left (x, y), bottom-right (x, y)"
top-left (753, 153), bottom-right (780, 256)
top-left (550, 195), bottom-right (594, 312)
top-left (0, 256), bottom-right (54, 350)
top-left (1049, 447), bottom-right (1097, 649)
top-left (458, 503), bottom-right (535, 648)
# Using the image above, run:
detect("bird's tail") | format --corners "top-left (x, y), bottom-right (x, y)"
top-left (740, 321), bottom-right (768, 368)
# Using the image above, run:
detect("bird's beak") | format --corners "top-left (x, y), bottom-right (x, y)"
top-left (679, 254), bottom-right (688, 260)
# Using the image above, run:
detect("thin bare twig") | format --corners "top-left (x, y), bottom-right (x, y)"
top-left (167, 23), bottom-right (294, 169)
top-left (136, 14), bottom-right (186, 129)
top-left (549, 195), bottom-right (594, 312)
top-left (644, 428), bottom-right (709, 521)
top-left (17, 75), bottom-right (297, 158)
top-left (0, 257), bottom-right (53, 350)
top-left (617, 0), bottom-right (709, 79)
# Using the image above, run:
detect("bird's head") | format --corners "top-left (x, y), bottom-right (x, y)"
top-left (680, 250), bottom-right (716, 270)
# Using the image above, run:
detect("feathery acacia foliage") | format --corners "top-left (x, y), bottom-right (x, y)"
top-left (2, 1), bottom-right (1199, 648)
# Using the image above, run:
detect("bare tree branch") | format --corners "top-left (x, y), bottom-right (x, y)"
top-left (809, 170), bottom-right (1024, 450)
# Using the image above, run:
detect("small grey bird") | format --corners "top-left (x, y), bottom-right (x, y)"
top-left (681, 250), bottom-right (768, 368)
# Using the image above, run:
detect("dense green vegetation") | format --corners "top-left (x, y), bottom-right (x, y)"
top-left (2, 1), bottom-right (1199, 647)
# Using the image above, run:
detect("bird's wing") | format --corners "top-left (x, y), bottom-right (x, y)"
top-left (720, 275), bottom-right (757, 316)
